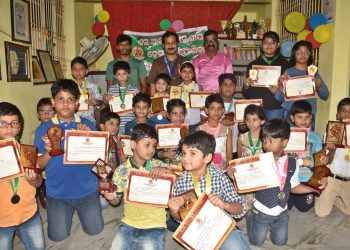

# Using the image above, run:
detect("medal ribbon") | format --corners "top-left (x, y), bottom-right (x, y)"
top-left (248, 131), bottom-right (261, 155)
top-left (275, 156), bottom-right (289, 192)
top-left (261, 54), bottom-right (280, 65)
top-left (181, 82), bottom-right (194, 108)
top-left (9, 177), bottom-right (20, 197)
top-left (118, 84), bottom-right (130, 105)
top-left (226, 99), bottom-right (234, 113)
top-left (190, 168), bottom-right (211, 196)
top-left (129, 157), bottom-right (152, 171)
top-left (204, 122), bottom-right (222, 139)
top-left (164, 56), bottom-right (178, 77)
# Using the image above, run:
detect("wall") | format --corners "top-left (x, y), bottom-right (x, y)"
top-left (232, 2), bottom-right (271, 23)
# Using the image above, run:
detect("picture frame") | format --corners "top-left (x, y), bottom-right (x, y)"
top-left (37, 50), bottom-right (57, 83)
top-left (32, 56), bottom-right (46, 84)
top-left (52, 60), bottom-right (64, 79)
top-left (11, 0), bottom-right (31, 44)
top-left (5, 41), bottom-right (31, 82)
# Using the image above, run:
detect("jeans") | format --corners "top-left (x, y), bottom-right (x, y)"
top-left (0, 212), bottom-right (45, 250)
top-left (264, 108), bottom-right (284, 121)
top-left (246, 208), bottom-right (289, 246)
top-left (220, 228), bottom-right (250, 250)
top-left (47, 192), bottom-right (104, 242)
top-left (110, 223), bottom-right (165, 250)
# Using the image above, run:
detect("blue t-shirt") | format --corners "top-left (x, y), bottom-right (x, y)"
top-left (34, 114), bottom-right (98, 199)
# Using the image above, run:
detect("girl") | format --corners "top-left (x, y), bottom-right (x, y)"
top-left (153, 73), bottom-right (170, 98)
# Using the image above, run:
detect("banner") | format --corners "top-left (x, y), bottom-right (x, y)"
top-left (124, 26), bottom-right (207, 73)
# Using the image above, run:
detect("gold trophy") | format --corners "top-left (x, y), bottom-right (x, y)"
top-left (47, 126), bottom-right (64, 156)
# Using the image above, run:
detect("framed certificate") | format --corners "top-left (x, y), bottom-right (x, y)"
top-left (109, 93), bottom-right (134, 115)
top-left (118, 135), bottom-right (133, 156)
top-left (19, 144), bottom-right (40, 173)
top-left (228, 152), bottom-right (280, 193)
top-left (64, 130), bottom-right (109, 164)
top-left (151, 96), bottom-right (169, 113)
top-left (189, 91), bottom-right (212, 108)
top-left (284, 75), bottom-right (316, 101)
top-left (173, 193), bottom-right (236, 250)
top-left (125, 170), bottom-right (175, 208)
top-left (325, 121), bottom-right (345, 147)
top-left (234, 99), bottom-right (263, 122)
top-left (251, 65), bottom-right (281, 87)
top-left (156, 124), bottom-right (189, 148)
top-left (284, 127), bottom-right (308, 153)
top-left (345, 123), bottom-right (350, 147)
top-left (78, 93), bottom-right (89, 112)
top-left (0, 138), bottom-right (24, 182)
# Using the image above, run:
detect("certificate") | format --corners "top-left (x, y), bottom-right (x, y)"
top-left (78, 93), bottom-right (89, 112)
top-left (156, 124), bottom-right (189, 149)
top-left (325, 121), bottom-right (345, 147)
top-left (119, 135), bottom-right (133, 156)
top-left (252, 65), bottom-right (281, 87)
top-left (189, 91), bottom-right (212, 108)
top-left (64, 130), bottom-right (109, 164)
top-left (151, 96), bottom-right (169, 113)
top-left (19, 144), bottom-right (40, 173)
top-left (234, 99), bottom-right (263, 122)
top-left (125, 170), bottom-right (175, 208)
top-left (345, 123), bottom-right (350, 147)
top-left (109, 93), bottom-right (134, 115)
top-left (284, 128), bottom-right (308, 153)
top-left (0, 138), bottom-right (24, 181)
top-left (284, 75), bottom-right (316, 101)
top-left (173, 193), bottom-right (236, 250)
top-left (228, 152), bottom-right (280, 193)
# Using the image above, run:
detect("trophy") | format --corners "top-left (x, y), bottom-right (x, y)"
top-left (219, 19), bottom-right (228, 35)
top-left (91, 158), bottom-right (117, 193)
top-left (325, 121), bottom-right (345, 147)
top-left (46, 126), bottom-right (64, 156)
top-left (19, 144), bottom-right (40, 173)
top-left (180, 126), bottom-right (189, 138)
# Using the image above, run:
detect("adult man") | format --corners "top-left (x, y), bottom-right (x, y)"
top-left (193, 29), bottom-right (233, 93)
top-left (105, 34), bottom-right (147, 93)
top-left (147, 31), bottom-right (188, 95)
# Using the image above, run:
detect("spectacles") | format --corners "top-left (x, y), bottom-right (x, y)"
top-left (38, 109), bottom-right (55, 115)
top-left (295, 51), bottom-right (311, 57)
top-left (0, 121), bottom-right (21, 129)
top-left (55, 97), bottom-right (77, 104)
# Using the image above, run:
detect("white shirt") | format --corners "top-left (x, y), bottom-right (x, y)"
top-left (328, 148), bottom-right (350, 177)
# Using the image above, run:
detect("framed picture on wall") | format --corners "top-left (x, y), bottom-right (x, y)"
top-left (11, 0), bottom-right (31, 44)
top-left (32, 56), bottom-right (46, 84)
top-left (5, 41), bottom-right (31, 82)
top-left (52, 60), bottom-right (64, 79)
top-left (37, 50), bottom-right (57, 83)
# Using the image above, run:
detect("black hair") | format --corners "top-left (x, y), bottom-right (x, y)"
top-left (132, 93), bottom-right (151, 108)
top-left (290, 100), bottom-right (312, 115)
top-left (131, 123), bottom-right (158, 142)
top-left (179, 130), bottom-right (216, 157)
top-left (180, 61), bottom-right (196, 82)
top-left (218, 73), bottom-right (237, 87)
top-left (205, 93), bottom-right (224, 108)
top-left (162, 31), bottom-right (179, 44)
top-left (0, 102), bottom-right (23, 122)
top-left (337, 97), bottom-right (350, 113)
top-left (113, 60), bottom-right (130, 75)
top-left (244, 104), bottom-right (265, 121)
top-left (260, 119), bottom-right (290, 141)
top-left (155, 73), bottom-right (171, 86)
top-left (71, 56), bottom-right (88, 69)
top-left (116, 34), bottom-right (132, 45)
top-left (261, 31), bottom-right (281, 55)
top-left (100, 107), bottom-right (120, 125)
top-left (290, 41), bottom-right (313, 66)
top-left (36, 97), bottom-right (52, 111)
top-left (166, 99), bottom-right (186, 114)
top-left (203, 29), bottom-right (218, 40)
top-left (51, 79), bottom-right (80, 99)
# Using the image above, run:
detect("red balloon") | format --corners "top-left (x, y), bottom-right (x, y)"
top-left (305, 18), bottom-right (311, 31)
top-left (306, 32), bottom-right (321, 49)
top-left (167, 27), bottom-right (176, 32)
top-left (92, 22), bottom-right (105, 37)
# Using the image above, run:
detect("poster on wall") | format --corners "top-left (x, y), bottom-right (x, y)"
top-left (124, 26), bottom-right (207, 73)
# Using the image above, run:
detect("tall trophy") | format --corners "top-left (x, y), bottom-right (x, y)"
top-left (46, 126), bottom-right (64, 156)
top-left (91, 158), bottom-right (117, 192)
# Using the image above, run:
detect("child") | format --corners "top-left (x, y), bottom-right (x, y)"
top-left (34, 79), bottom-right (104, 242)
top-left (153, 73), bottom-right (171, 97)
top-left (0, 102), bottom-right (45, 250)
top-left (102, 123), bottom-right (170, 250)
top-left (245, 119), bottom-right (327, 246)
top-left (197, 94), bottom-right (232, 171)
top-left (315, 97), bottom-right (350, 217)
top-left (288, 100), bottom-right (324, 212)
top-left (125, 93), bottom-right (151, 135)
top-left (71, 56), bottom-right (103, 124)
top-left (103, 61), bottom-right (139, 135)
top-left (168, 131), bottom-right (250, 250)
top-left (179, 61), bottom-right (202, 126)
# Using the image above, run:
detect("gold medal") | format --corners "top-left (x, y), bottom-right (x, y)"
top-left (97, 165), bottom-right (106, 174)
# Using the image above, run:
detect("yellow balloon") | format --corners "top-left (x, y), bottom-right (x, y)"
top-left (284, 12), bottom-right (305, 33)
top-left (313, 25), bottom-right (332, 43)
top-left (98, 10), bottom-right (110, 24)
top-left (297, 30), bottom-right (311, 41)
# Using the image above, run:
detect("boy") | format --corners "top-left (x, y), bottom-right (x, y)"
top-left (168, 131), bottom-right (250, 250)
top-left (245, 119), bottom-right (327, 246)
top-left (0, 102), bottom-right (45, 250)
top-left (34, 79), bottom-right (104, 242)
top-left (103, 61), bottom-right (139, 135)
top-left (315, 97), bottom-right (350, 217)
top-left (71, 56), bottom-right (103, 124)
top-left (102, 123), bottom-right (170, 250)
top-left (124, 93), bottom-right (152, 135)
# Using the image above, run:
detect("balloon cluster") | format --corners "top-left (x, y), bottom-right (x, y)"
top-left (160, 19), bottom-right (185, 32)
top-left (281, 12), bottom-right (332, 57)
top-left (92, 10), bottom-right (110, 37)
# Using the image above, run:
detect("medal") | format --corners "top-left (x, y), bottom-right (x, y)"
top-left (120, 103), bottom-right (126, 109)
top-left (248, 131), bottom-right (261, 156)
top-left (157, 114), bottom-right (163, 120)
top-left (278, 192), bottom-right (285, 200)
top-left (9, 177), bottom-right (20, 205)
top-left (118, 84), bottom-right (130, 110)
top-left (11, 194), bottom-right (20, 204)
top-left (97, 165), bottom-right (106, 174)
top-left (297, 158), bottom-right (304, 166)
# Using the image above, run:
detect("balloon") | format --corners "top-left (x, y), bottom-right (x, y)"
top-left (280, 41), bottom-right (296, 57)
top-left (297, 30), bottom-right (311, 41)
top-left (94, 15), bottom-right (98, 22)
top-left (284, 12), bottom-right (305, 33)
top-left (304, 18), bottom-right (311, 31)
top-left (92, 22), bottom-right (105, 37)
top-left (313, 25), bottom-right (332, 43)
top-left (308, 13), bottom-right (327, 30)
top-left (160, 19), bottom-right (172, 31)
top-left (172, 19), bottom-right (184, 32)
top-left (97, 10), bottom-right (110, 24)
top-left (306, 32), bottom-right (321, 49)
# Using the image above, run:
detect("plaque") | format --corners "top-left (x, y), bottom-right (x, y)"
top-left (325, 121), bottom-right (345, 147)
top-left (19, 144), bottom-right (40, 173)
top-left (169, 86), bottom-right (182, 100)
top-left (46, 125), bottom-right (64, 156)
top-left (345, 123), bottom-right (350, 147)
top-left (151, 96), bottom-right (169, 113)
top-left (178, 189), bottom-right (198, 221)
top-left (307, 65), bottom-right (318, 76)
top-left (78, 93), bottom-right (90, 112)
top-left (249, 69), bottom-right (258, 80)
top-left (224, 112), bottom-right (235, 123)
top-left (91, 158), bottom-right (116, 192)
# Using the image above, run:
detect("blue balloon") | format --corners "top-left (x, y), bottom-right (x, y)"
top-left (308, 13), bottom-right (327, 30)
top-left (280, 41), bottom-right (295, 57)
top-left (95, 15), bottom-right (98, 22)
